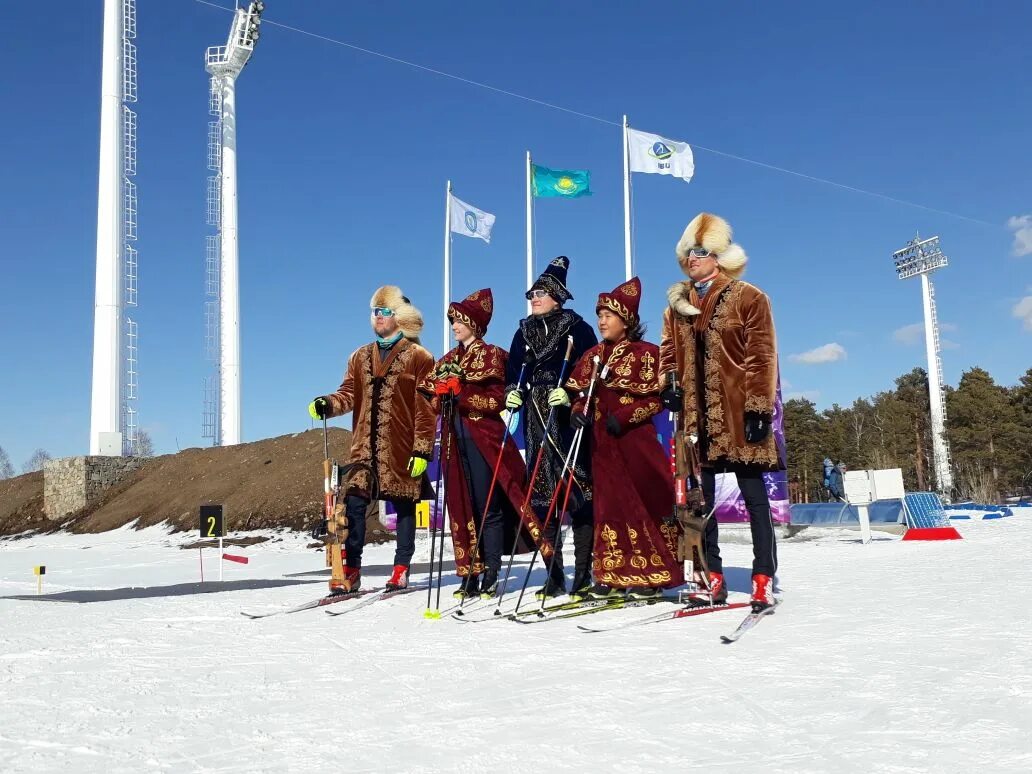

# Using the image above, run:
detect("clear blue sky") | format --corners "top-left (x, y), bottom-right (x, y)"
top-left (2, 1), bottom-right (1030, 468)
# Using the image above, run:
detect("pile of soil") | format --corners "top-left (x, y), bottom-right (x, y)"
top-left (0, 430), bottom-right (390, 542)
top-left (0, 471), bottom-right (46, 536)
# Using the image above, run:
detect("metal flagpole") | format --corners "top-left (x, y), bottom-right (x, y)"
top-left (622, 114), bottom-right (633, 281)
top-left (526, 151), bottom-right (533, 315)
top-left (444, 180), bottom-right (452, 357)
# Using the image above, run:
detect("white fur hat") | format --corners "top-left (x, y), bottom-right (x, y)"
top-left (675, 212), bottom-right (748, 280)
top-left (370, 285), bottom-right (424, 340)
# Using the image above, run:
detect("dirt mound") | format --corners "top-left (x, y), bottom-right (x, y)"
top-left (0, 430), bottom-right (390, 541)
top-left (0, 471), bottom-right (46, 536)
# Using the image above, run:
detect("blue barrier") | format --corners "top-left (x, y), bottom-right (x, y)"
top-left (790, 500), bottom-right (904, 526)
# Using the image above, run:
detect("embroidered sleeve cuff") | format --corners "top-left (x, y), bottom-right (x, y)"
top-left (744, 395), bottom-right (775, 415)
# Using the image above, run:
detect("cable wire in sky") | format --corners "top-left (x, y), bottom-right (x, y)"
top-left (194, 0), bottom-right (998, 228)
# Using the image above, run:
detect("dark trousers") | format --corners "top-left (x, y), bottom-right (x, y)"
top-left (701, 467), bottom-right (778, 577)
top-left (344, 494), bottom-right (416, 569)
top-left (455, 434), bottom-right (504, 574)
top-left (539, 500), bottom-right (594, 586)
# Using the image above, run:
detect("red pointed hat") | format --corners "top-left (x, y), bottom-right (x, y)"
top-left (448, 288), bottom-right (494, 338)
top-left (596, 276), bottom-right (641, 328)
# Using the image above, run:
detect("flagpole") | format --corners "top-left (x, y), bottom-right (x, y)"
top-left (622, 115), bottom-right (632, 281)
top-left (525, 151), bottom-right (534, 315)
top-left (443, 180), bottom-right (452, 357)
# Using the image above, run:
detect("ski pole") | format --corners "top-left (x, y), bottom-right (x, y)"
top-left (521, 357), bottom-right (605, 614)
top-left (433, 397), bottom-right (457, 615)
top-left (424, 402), bottom-right (449, 617)
top-left (454, 362), bottom-right (528, 616)
top-left (494, 336), bottom-right (576, 615)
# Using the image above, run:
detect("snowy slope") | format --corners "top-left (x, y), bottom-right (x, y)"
top-left (1, 515), bottom-right (1029, 773)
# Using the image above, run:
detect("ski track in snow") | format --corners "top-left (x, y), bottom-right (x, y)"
top-left (1, 514), bottom-right (1030, 773)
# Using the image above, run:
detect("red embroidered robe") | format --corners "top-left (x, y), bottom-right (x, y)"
top-left (567, 339), bottom-right (684, 589)
top-left (423, 339), bottom-right (543, 576)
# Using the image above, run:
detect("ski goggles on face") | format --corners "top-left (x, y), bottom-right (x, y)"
top-left (372, 307), bottom-right (395, 318)
top-left (685, 247), bottom-right (714, 258)
top-left (526, 289), bottom-right (550, 300)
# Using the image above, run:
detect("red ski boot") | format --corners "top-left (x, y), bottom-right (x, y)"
top-left (687, 571), bottom-right (727, 606)
top-left (750, 573), bottom-right (775, 612)
top-left (385, 564), bottom-right (409, 591)
top-left (329, 566), bottom-right (361, 596)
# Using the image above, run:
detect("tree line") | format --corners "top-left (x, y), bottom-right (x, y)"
top-left (783, 366), bottom-right (1032, 503)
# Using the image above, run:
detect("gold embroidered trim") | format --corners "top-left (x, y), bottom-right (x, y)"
top-left (640, 352), bottom-right (655, 383)
top-left (745, 394), bottom-right (774, 415)
top-left (447, 306), bottom-right (483, 338)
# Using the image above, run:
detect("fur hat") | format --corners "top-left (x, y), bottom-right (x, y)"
top-left (448, 288), bottom-right (493, 338)
top-left (527, 255), bottom-right (573, 303)
top-left (675, 212), bottom-right (748, 279)
top-left (370, 285), bottom-right (424, 340)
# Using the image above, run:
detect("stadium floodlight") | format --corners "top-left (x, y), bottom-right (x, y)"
top-left (891, 234), bottom-right (954, 496)
top-left (202, 3), bottom-right (263, 446)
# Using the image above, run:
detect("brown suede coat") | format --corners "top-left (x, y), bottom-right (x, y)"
top-left (660, 272), bottom-right (781, 470)
top-left (322, 338), bottom-right (437, 501)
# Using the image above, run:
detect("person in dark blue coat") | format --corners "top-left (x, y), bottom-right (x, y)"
top-left (822, 457), bottom-right (835, 501)
top-left (828, 461), bottom-right (846, 502)
top-left (504, 256), bottom-right (598, 599)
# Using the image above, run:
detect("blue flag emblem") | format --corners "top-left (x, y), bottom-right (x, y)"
top-left (464, 210), bottom-right (478, 233)
top-left (649, 141), bottom-right (673, 161)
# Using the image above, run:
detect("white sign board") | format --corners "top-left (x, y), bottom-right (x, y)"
top-left (870, 468), bottom-right (905, 501)
top-left (843, 470), bottom-right (873, 505)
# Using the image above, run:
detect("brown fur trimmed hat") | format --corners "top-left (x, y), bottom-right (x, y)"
top-left (675, 212), bottom-right (748, 279)
top-left (370, 285), bottom-right (424, 340)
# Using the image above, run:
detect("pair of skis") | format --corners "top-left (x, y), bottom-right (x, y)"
top-left (578, 598), bottom-right (779, 642)
top-left (240, 584), bottom-right (426, 620)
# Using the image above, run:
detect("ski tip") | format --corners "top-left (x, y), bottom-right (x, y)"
top-left (720, 635), bottom-right (735, 644)
top-left (423, 609), bottom-right (441, 620)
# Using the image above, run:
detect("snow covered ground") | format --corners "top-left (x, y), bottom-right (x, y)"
top-left (1, 513), bottom-right (1030, 773)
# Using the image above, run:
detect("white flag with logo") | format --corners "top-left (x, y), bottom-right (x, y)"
top-left (449, 194), bottom-right (496, 243)
top-left (627, 128), bottom-right (694, 182)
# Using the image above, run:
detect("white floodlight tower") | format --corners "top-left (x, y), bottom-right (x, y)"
top-left (90, 0), bottom-right (139, 456)
top-left (892, 234), bottom-right (954, 495)
top-left (204, 1), bottom-right (263, 446)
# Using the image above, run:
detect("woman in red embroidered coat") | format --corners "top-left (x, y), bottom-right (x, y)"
top-left (558, 277), bottom-right (683, 599)
top-left (422, 289), bottom-right (538, 599)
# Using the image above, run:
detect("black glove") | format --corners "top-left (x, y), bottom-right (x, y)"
top-left (571, 411), bottom-right (593, 430)
top-left (605, 414), bottom-right (621, 436)
top-left (660, 386), bottom-right (683, 413)
top-left (310, 397), bottom-right (330, 419)
top-left (310, 519), bottom-right (328, 540)
top-left (744, 412), bottom-right (771, 443)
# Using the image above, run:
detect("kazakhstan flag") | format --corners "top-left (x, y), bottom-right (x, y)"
top-left (531, 164), bottom-right (592, 198)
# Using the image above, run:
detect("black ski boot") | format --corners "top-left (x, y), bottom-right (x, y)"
top-left (534, 575), bottom-right (566, 601)
top-left (453, 574), bottom-right (480, 600)
top-left (569, 570), bottom-right (593, 601)
top-left (479, 568), bottom-right (499, 599)
top-left (587, 584), bottom-right (624, 601)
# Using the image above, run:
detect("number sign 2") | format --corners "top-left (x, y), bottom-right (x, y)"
top-left (200, 505), bottom-right (225, 538)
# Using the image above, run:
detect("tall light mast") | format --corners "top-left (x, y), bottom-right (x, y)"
top-left (892, 234), bottom-right (954, 496)
top-left (203, 1), bottom-right (263, 446)
top-left (90, 0), bottom-right (139, 456)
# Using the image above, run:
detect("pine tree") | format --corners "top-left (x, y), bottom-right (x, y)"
top-left (947, 368), bottom-right (1021, 500)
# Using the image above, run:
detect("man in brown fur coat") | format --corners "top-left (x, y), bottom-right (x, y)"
top-left (309, 286), bottom-right (436, 594)
top-left (659, 213), bottom-right (781, 612)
